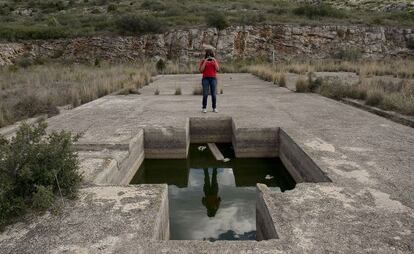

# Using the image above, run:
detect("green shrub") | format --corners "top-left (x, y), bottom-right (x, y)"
top-left (175, 87), bottom-right (182, 95)
top-left (0, 25), bottom-right (69, 40)
top-left (107, 4), bottom-right (117, 12)
top-left (293, 4), bottom-right (346, 19)
top-left (205, 11), bottom-right (229, 30)
top-left (140, 0), bottom-right (165, 11)
top-left (0, 121), bottom-right (81, 228)
top-left (15, 56), bottom-right (33, 69)
top-left (116, 15), bottom-right (164, 34)
top-left (91, 8), bottom-right (101, 14)
top-left (156, 59), bottom-right (166, 73)
top-left (32, 185), bottom-right (55, 211)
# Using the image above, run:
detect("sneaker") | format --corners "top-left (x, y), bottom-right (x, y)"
top-left (202, 108), bottom-right (207, 113)
top-left (213, 108), bottom-right (219, 113)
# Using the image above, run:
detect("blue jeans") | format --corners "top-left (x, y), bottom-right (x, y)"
top-left (202, 77), bottom-right (217, 109)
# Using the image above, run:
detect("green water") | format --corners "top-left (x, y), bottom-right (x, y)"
top-left (130, 144), bottom-right (295, 241)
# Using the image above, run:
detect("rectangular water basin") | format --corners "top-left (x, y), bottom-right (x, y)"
top-left (130, 143), bottom-right (295, 241)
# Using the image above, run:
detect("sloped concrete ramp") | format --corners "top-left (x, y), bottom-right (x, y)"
top-left (1, 74), bottom-right (413, 253)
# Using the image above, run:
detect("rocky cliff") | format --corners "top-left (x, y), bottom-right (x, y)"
top-left (1, 25), bottom-right (413, 66)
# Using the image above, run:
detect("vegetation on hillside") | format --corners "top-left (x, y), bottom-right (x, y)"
top-left (0, 0), bottom-right (412, 40)
top-left (0, 120), bottom-right (81, 229)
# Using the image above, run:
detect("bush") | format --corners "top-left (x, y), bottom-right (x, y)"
top-left (366, 89), bottom-right (384, 106)
top-left (205, 11), bottom-right (229, 30)
top-left (140, 0), bottom-right (165, 11)
top-left (107, 4), bottom-right (117, 12)
top-left (156, 59), bottom-right (166, 73)
top-left (295, 77), bottom-right (310, 92)
top-left (15, 56), bottom-right (33, 69)
top-left (0, 25), bottom-right (69, 40)
top-left (116, 15), bottom-right (164, 34)
top-left (293, 4), bottom-right (346, 19)
top-left (333, 48), bottom-right (363, 61)
top-left (0, 121), bottom-right (82, 228)
top-left (13, 95), bottom-right (59, 119)
top-left (175, 87), bottom-right (182, 95)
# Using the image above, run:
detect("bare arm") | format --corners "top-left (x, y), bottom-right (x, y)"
top-left (199, 60), bottom-right (207, 72)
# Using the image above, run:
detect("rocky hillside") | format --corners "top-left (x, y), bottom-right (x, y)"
top-left (0, 0), bottom-right (413, 41)
top-left (1, 24), bottom-right (413, 66)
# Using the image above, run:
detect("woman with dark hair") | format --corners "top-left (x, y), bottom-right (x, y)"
top-left (199, 48), bottom-right (219, 113)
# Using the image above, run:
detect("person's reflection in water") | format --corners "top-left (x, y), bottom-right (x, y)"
top-left (202, 168), bottom-right (221, 217)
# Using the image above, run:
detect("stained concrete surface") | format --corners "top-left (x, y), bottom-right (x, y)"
top-left (1, 74), bottom-right (413, 253)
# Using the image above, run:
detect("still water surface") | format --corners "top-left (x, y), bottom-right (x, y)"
top-left (130, 144), bottom-right (295, 241)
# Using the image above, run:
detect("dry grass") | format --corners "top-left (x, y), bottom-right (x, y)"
top-left (0, 63), bottom-right (155, 128)
top-left (252, 59), bottom-right (414, 78)
top-left (318, 78), bottom-right (414, 115)
top-left (247, 65), bottom-right (287, 87)
top-left (295, 77), bottom-right (310, 92)
top-left (248, 60), bottom-right (414, 116)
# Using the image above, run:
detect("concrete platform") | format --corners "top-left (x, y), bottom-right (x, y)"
top-left (1, 74), bottom-right (413, 253)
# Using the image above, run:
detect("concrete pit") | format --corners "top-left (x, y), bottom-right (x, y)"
top-left (1, 74), bottom-right (413, 253)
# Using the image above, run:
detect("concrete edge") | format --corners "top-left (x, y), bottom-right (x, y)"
top-left (152, 184), bottom-right (170, 240)
top-left (279, 129), bottom-right (331, 183)
top-left (342, 98), bottom-right (414, 128)
top-left (256, 184), bottom-right (278, 241)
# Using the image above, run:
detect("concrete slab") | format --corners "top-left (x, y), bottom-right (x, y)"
top-left (1, 73), bottom-right (413, 253)
top-left (0, 185), bottom-right (169, 254)
top-left (207, 143), bottom-right (225, 161)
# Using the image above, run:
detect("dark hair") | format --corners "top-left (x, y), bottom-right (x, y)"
top-left (204, 49), bottom-right (215, 59)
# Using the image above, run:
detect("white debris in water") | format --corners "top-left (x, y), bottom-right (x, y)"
top-left (198, 146), bottom-right (207, 151)
top-left (223, 158), bottom-right (230, 162)
top-left (265, 175), bottom-right (274, 180)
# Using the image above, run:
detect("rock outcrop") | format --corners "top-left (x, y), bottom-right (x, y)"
top-left (0, 25), bottom-right (413, 66)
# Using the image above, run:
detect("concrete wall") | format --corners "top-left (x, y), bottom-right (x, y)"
top-left (279, 129), bottom-right (331, 183)
top-left (190, 117), bottom-right (233, 143)
top-left (152, 184), bottom-right (170, 240)
top-left (232, 122), bottom-right (279, 158)
top-left (256, 184), bottom-right (279, 240)
top-left (76, 130), bottom-right (145, 185)
top-left (144, 121), bottom-right (189, 159)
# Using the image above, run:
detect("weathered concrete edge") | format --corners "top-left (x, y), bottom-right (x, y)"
top-left (152, 184), bottom-right (170, 240)
top-left (190, 117), bottom-right (233, 143)
top-left (279, 128), bottom-right (331, 183)
top-left (88, 130), bottom-right (145, 185)
top-left (342, 98), bottom-right (414, 128)
top-left (232, 121), bottom-right (279, 158)
top-left (256, 184), bottom-right (279, 241)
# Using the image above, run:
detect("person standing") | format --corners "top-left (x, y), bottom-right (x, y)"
top-left (199, 49), bottom-right (219, 113)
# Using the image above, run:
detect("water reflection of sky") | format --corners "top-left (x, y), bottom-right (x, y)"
top-left (188, 168), bottom-right (236, 187)
top-left (170, 168), bottom-right (257, 241)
